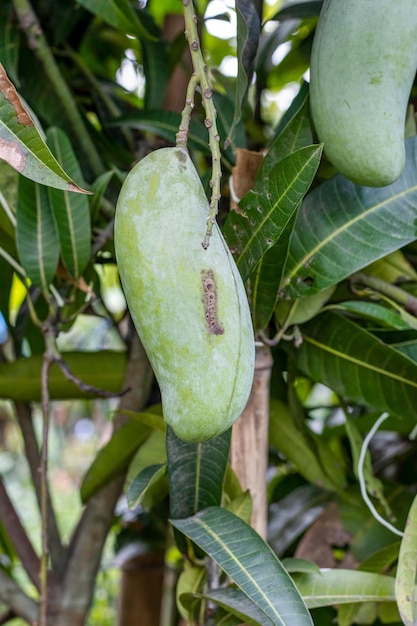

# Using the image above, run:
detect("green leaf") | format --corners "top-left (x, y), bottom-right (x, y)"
top-left (0, 350), bottom-right (126, 402)
top-left (273, 1), bottom-right (323, 20)
top-left (282, 136), bottom-right (417, 298)
top-left (171, 507), bottom-right (313, 626)
top-left (395, 494), bottom-right (417, 626)
top-left (47, 128), bottom-right (91, 278)
top-left (260, 93), bottom-right (313, 178)
top-left (176, 562), bottom-right (207, 622)
top-left (127, 463), bottom-right (166, 509)
top-left (227, 0), bottom-right (260, 145)
top-left (0, 5), bottom-right (20, 86)
top-left (0, 64), bottom-right (88, 192)
top-left (141, 39), bottom-right (169, 110)
top-left (292, 569), bottom-right (396, 608)
top-left (269, 398), bottom-right (345, 491)
top-left (16, 176), bottom-right (60, 290)
top-left (330, 300), bottom-right (411, 330)
top-left (114, 110), bottom-right (212, 156)
top-left (281, 558), bottom-right (321, 575)
top-left (167, 426), bottom-right (231, 520)
top-left (286, 311), bottom-right (417, 421)
top-left (75, 0), bottom-right (157, 41)
top-left (181, 587), bottom-right (274, 626)
top-left (224, 145), bottom-right (322, 286)
top-left (80, 419), bottom-right (152, 503)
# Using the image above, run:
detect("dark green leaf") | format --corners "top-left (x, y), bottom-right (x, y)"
top-left (287, 311), bottom-right (417, 421)
top-left (273, 1), bottom-right (323, 20)
top-left (181, 587), bottom-right (274, 626)
top-left (250, 96), bottom-right (316, 329)
top-left (282, 136), bottom-right (417, 298)
top-left (227, 0), bottom-right (260, 145)
top-left (16, 176), bottom-right (59, 290)
top-left (167, 426), bottom-right (231, 520)
top-left (142, 40), bottom-right (169, 110)
top-left (127, 463), bottom-right (167, 509)
top-left (47, 128), bottom-right (91, 278)
top-left (0, 5), bottom-right (20, 86)
top-left (224, 145), bottom-right (322, 284)
top-left (172, 507), bottom-right (313, 626)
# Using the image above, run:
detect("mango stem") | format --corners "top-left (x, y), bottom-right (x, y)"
top-left (182, 0), bottom-right (222, 249)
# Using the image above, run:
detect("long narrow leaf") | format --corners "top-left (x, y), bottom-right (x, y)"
top-left (181, 587), bottom-right (274, 626)
top-left (0, 64), bottom-right (87, 192)
top-left (286, 311), bottom-right (417, 421)
top-left (227, 0), bottom-right (260, 145)
top-left (395, 494), bottom-right (417, 625)
top-left (224, 145), bottom-right (322, 284)
top-left (47, 128), bottom-right (91, 278)
top-left (282, 136), bottom-right (417, 298)
top-left (16, 176), bottom-right (59, 290)
top-left (167, 426), bottom-right (231, 520)
top-left (293, 569), bottom-right (396, 608)
top-left (171, 507), bottom-right (313, 626)
top-left (75, 0), bottom-right (157, 41)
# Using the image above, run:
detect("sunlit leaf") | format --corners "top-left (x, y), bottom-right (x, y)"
top-left (75, 0), bottom-right (157, 41)
top-left (293, 569), bottom-right (396, 608)
top-left (395, 494), bottom-right (417, 626)
top-left (0, 64), bottom-right (88, 192)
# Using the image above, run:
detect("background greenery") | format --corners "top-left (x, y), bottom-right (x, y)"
top-left (1, 0), bottom-right (417, 625)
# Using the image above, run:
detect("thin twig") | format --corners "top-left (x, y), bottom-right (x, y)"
top-left (176, 72), bottom-right (199, 147)
top-left (182, 0), bottom-right (222, 249)
top-left (14, 402), bottom-right (66, 578)
top-left (56, 355), bottom-right (130, 398)
top-left (39, 332), bottom-right (54, 626)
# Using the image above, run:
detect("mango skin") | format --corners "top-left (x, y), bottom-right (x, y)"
top-left (309, 0), bottom-right (417, 187)
top-left (114, 147), bottom-right (255, 442)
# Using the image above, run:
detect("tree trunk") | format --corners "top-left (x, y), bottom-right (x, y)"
top-left (229, 148), bottom-right (272, 539)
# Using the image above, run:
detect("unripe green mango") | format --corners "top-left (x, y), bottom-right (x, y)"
top-left (309, 0), bottom-right (417, 187)
top-left (114, 147), bottom-right (255, 442)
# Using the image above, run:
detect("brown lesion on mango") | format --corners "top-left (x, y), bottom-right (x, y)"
top-left (201, 269), bottom-right (224, 335)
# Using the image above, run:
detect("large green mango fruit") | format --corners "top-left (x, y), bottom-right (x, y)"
top-left (114, 147), bottom-right (255, 442)
top-left (309, 0), bottom-right (417, 187)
